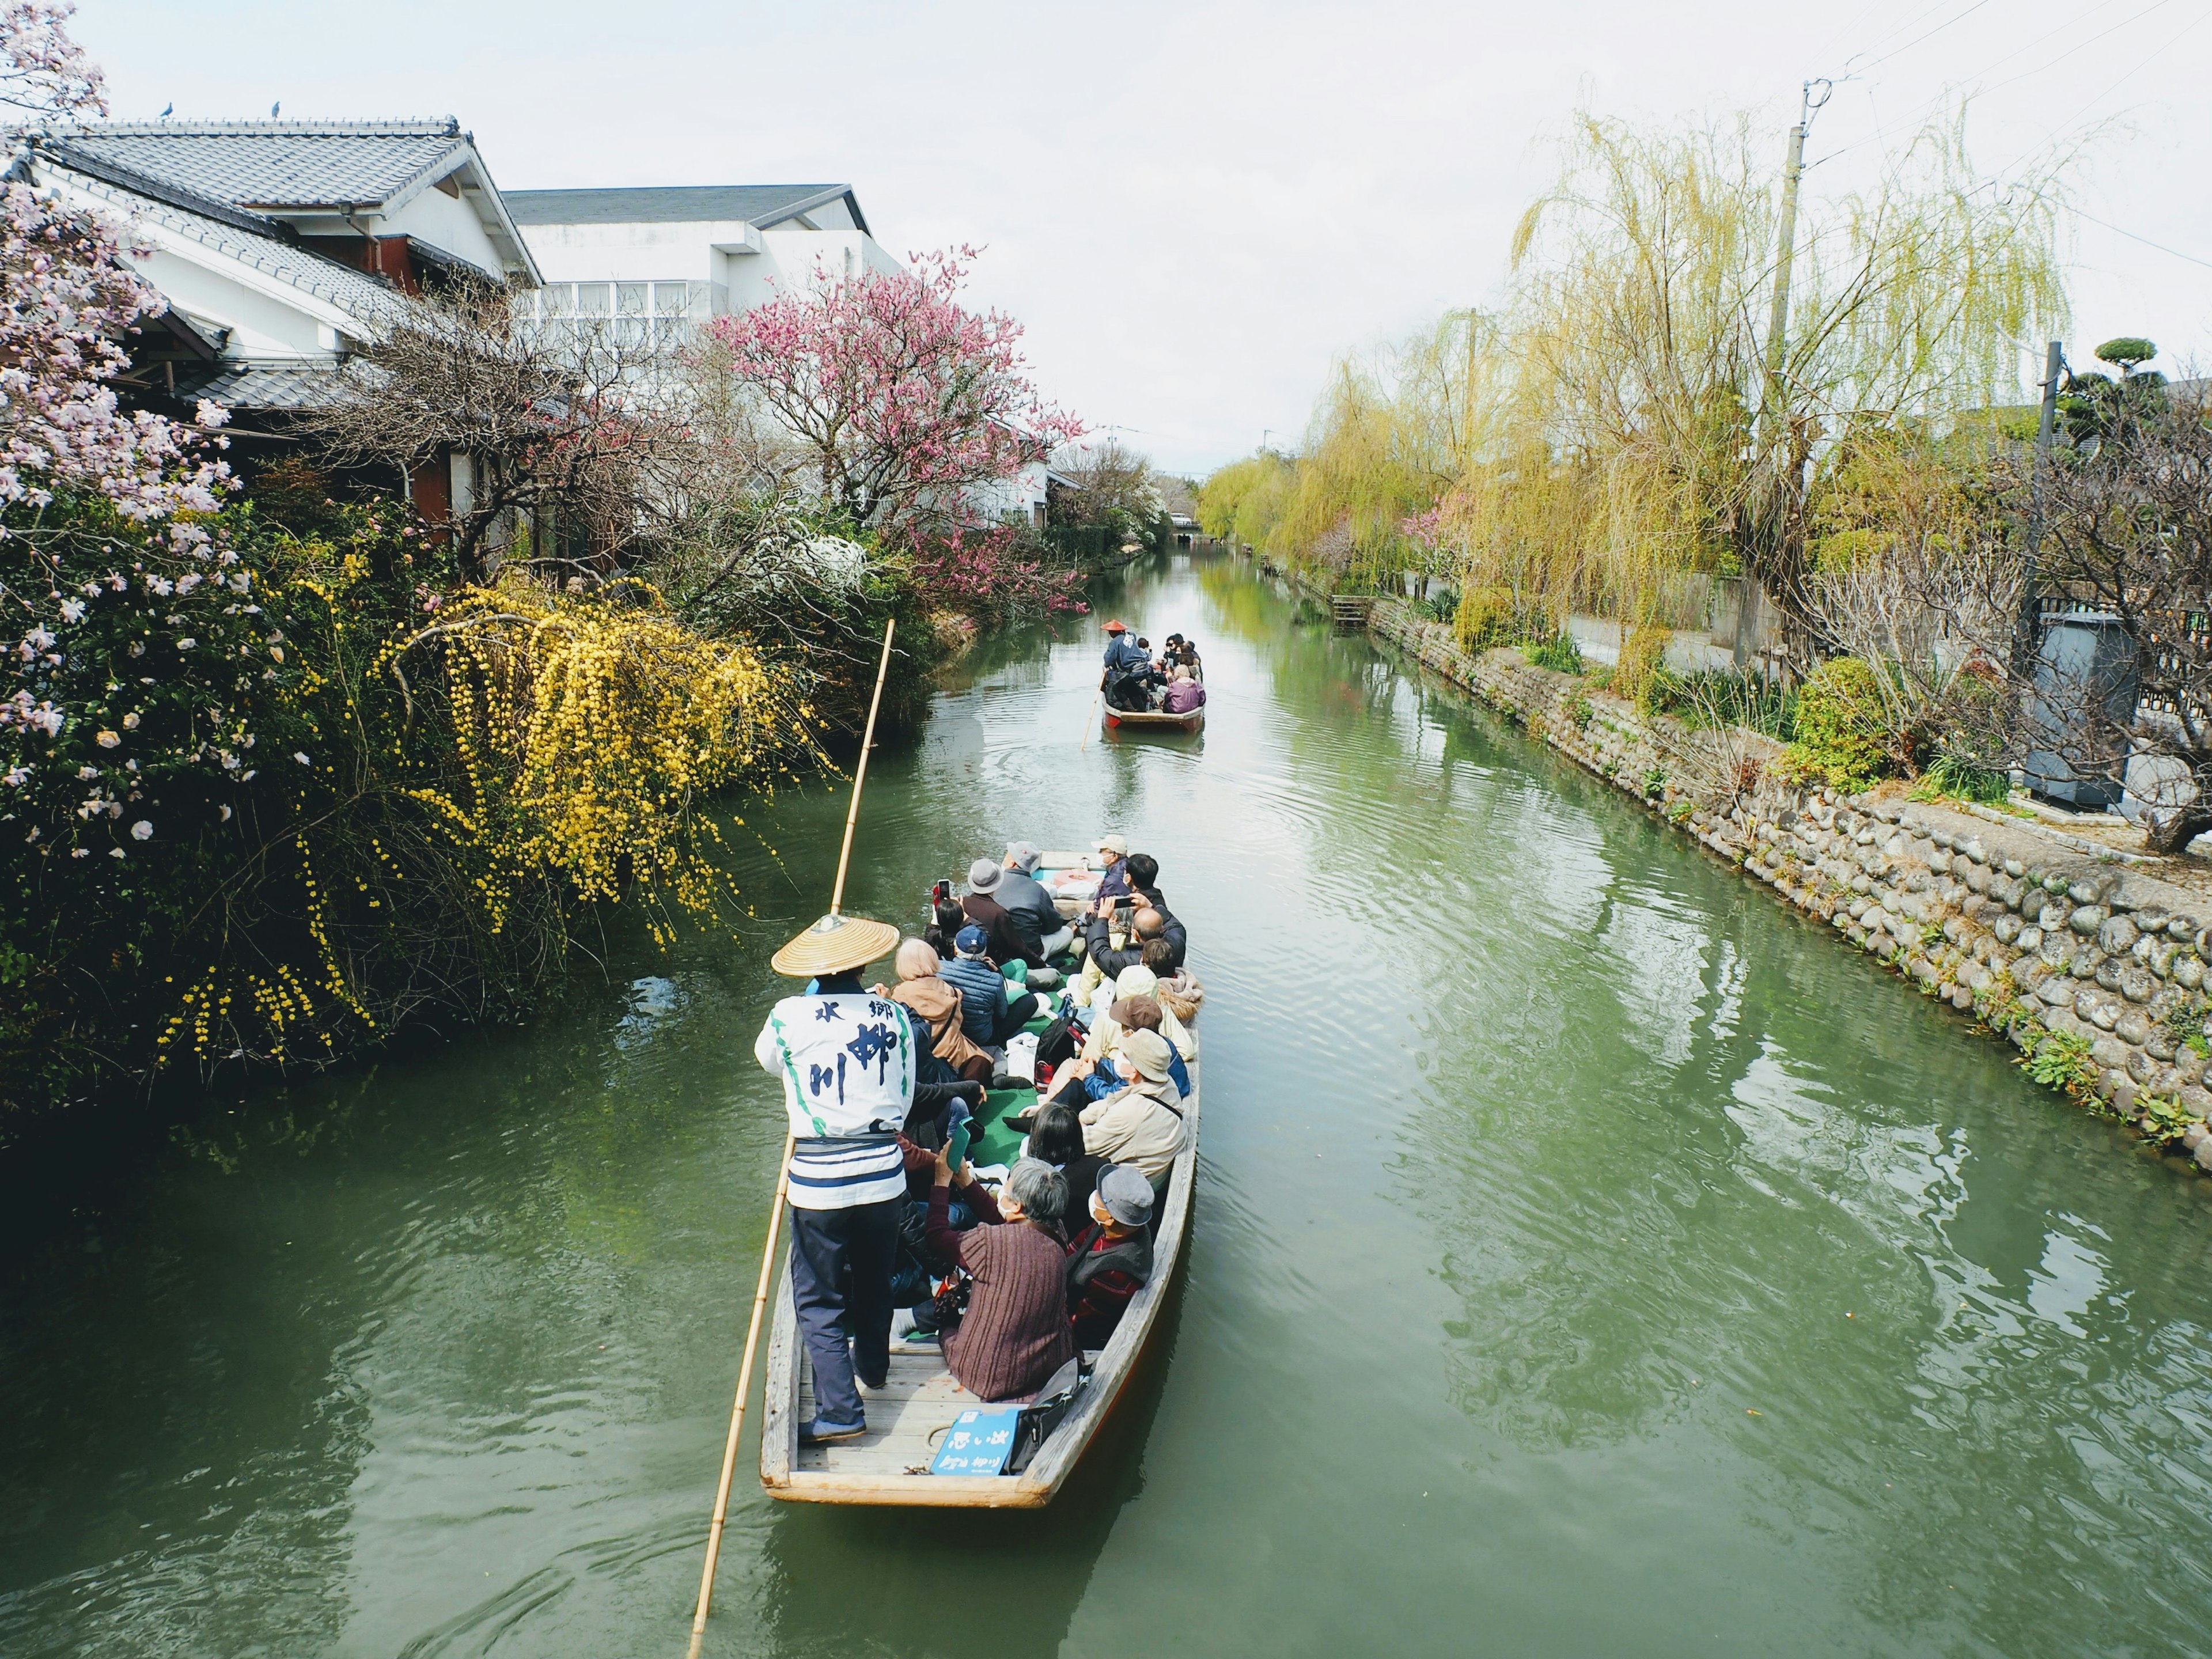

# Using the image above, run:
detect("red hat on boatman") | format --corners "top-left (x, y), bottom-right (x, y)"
top-left (1103, 618), bottom-right (1128, 632)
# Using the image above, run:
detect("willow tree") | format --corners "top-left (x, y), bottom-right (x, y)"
top-left (1474, 108), bottom-right (2069, 657)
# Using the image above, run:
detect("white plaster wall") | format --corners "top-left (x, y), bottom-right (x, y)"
top-left (517, 221), bottom-right (902, 310)
top-left (131, 246), bottom-right (337, 359)
top-left (381, 185), bottom-right (508, 272)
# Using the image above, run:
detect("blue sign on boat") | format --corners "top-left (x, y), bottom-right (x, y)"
top-left (929, 1407), bottom-right (1021, 1476)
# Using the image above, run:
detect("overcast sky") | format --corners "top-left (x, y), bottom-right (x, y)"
top-left (80, 0), bottom-right (2212, 476)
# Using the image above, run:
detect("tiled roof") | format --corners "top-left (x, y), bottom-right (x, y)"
top-left (41, 120), bottom-right (469, 211)
top-left (192, 362), bottom-right (344, 411)
top-left (36, 158), bottom-right (419, 333)
top-left (504, 184), bottom-right (868, 234)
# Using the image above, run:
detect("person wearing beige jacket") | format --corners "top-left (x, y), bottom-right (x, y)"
top-left (1078, 1027), bottom-right (1187, 1186)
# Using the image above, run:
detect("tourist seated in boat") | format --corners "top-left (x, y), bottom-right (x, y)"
top-left (1161, 665), bottom-right (1206, 716)
top-left (1161, 633), bottom-right (1201, 676)
top-left (1048, 998), bottom-right (1190, 1102)
top-left (878, 938), bottom-right (994, 1088)
top-left (1154, 956), bottom-right (1203, 1025)
top-left (959, 857), bottom-right (1039, 967)
top-left (1075, 1028), bottom-right (1187, 1190)
top-left (1093, 834), bottom-right (1132, 901)
top-left (999, 842), bottom-right (1076, 960)
top-left (1123, 854), bottom-right (1189, 966)
top-left (1078, 904), bottom-right (1181, 996)
top-left (914, 1153), bottom-right (1079, 1403)
top-left (940, 926), bottom-right (1040, 1048)
top-left (1023, 1099), bottom-right (1107, 1224)
top-left (1065, 1164), bottom-right (1156, 1350)
top-left (923, 895), bottom-right (968, 962)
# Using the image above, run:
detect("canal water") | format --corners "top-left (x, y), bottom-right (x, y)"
top-left (5, 550), bottom-right (2211, 1658)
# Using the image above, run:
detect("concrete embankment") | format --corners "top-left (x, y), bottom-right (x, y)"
top-left (1352, 590), bottom-right (2212, 1178)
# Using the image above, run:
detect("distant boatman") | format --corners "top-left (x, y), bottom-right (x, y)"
top-left (1101, 618), bottom-right (1149, 711)
top-left (754, 909), bottom-right (912, 1444)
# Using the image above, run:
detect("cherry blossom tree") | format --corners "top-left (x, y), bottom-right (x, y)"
top-left (704, 247), bottom-right (1082, 544)
top-left (0, 0), bottom-right (232, 787)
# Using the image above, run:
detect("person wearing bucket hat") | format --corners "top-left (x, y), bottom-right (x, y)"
top-left (999, 842), bottom-right (1074, 961)
top-left (959, 856), bottom-right (1033, 967)
top-left (754, 909), bottom-right (915, 1444)
top-left (938, 923), bottom-right (1041, 1048)
top-left (1075, 1027), bottom-right (1186, 1185)
top-left (1063, 1162), bottom-right (1156, 1349)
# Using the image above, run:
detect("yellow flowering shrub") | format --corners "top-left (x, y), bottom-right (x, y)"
top-left (412, 578), bottom-right (820, 948)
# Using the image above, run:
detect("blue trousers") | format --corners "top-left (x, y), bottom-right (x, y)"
top-left (787, 1198), bottom-right (899, 1426)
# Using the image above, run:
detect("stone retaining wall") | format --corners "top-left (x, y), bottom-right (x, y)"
top-left (1361, 593), bottom-right (2212, 1177)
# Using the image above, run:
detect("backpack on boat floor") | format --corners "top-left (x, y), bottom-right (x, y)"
top-left (1004, 1355), bottom-right (1090, 1476)
top-left (1033, 1013), bottom-right (1082, 1069)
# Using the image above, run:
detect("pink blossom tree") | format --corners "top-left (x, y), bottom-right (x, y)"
top-left (704, 247), bottom-right (1083, 547)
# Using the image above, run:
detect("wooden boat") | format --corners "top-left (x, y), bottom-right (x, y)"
top-left (1103, 704), bottom-right (1205, 733)
top-left (759, 1060), bottom-right (1199, 1508)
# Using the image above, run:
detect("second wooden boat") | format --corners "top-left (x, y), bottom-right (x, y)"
top-left (1103, 706), bottom-right (1205, 733)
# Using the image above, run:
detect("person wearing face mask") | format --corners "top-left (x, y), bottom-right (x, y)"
top-left (1063, 1164), bottom-right (1156, 1349)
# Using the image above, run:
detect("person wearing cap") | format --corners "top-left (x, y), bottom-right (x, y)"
top-left (1077, 1027), bottom-right (1187, 1187)
top-left (999, 842), bottom-right (1075, 961)
top-left (1046, 997), bottom-right (1190, 1107)
top-left (754, 911), bottom-right (915, 1443)
top-left (960, 857), bottom-right (1040, 968)
top-left (1092, 834), bottom-right (1132, 901)
top-left (1064, 1164), bottom-right (1156, 1349)
top-left (939, 925), bottom-right (1040, 1048)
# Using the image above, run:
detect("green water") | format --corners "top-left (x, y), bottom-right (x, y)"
top-left (5, 552), bottom-right (2212, 1658)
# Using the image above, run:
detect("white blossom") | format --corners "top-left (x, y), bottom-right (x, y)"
top-left (129, 819), bottom-right (150, 839)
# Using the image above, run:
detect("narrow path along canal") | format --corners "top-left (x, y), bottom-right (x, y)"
top-left (6, 549), bottom-right (2212, 1658)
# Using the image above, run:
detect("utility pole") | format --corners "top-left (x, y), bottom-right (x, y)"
top-left (1738, 77), bottom-right (1832, 669)
top-left (2013, 339), bottom-right (2067, 676)
top-left (1758, 78), bottom-right (1830, 446)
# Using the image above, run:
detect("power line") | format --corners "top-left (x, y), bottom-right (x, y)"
top-left (2071, 206), bottom-right (2212, 269)
top-left (1846, 0), bottom-right (1994, 73)
top-left (1989, 2), bottom-right (2211, 179)
top-left (1811, 0), bottom-right (2186, 168)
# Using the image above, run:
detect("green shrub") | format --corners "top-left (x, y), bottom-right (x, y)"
top-left (1524, 632), bottom-right (1585, 675)
top-left (1783, 657), bottom-right (1896, 791)
top-left (1911, 753), bottom-right (2012, 805)
top-left (1641, 666), bottom-right (1797, 741)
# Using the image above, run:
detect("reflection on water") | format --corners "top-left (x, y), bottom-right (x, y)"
top-left (2, 551), bottom-right (2212, 1657)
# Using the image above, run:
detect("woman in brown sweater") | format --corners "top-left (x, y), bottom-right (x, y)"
top-left (922, 1152), bottom-right (1077, 1403)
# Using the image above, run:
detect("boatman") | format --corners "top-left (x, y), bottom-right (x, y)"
top-left (755, 909), bottom-right (913, 1445)
top-left (1100, 618), bottom-right (1150, 711)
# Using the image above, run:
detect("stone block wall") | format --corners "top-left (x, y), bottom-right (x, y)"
top-left (1363, 595), bottom-right (2212, 1176)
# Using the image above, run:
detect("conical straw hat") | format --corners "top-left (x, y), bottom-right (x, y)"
top-left (770, 912), bottom-right (902, 978)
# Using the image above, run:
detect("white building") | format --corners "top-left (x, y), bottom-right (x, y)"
top-left (15, 118), bottom-right (540, 514)
top-left (505, 185), bottom-right (1056, 528)
top-left (502, 184), bottom-right (902, 355)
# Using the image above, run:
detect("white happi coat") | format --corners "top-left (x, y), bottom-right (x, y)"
top-left (755, 991), bottom-right (918, 1210)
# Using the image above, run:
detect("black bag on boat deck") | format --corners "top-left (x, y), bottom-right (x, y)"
top-left (1033, 1013), bottom-right (1081, 1069)
top-left (1004, 1355), bottom-right (1090, 1476)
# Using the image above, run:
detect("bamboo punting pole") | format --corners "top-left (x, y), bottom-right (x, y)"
top-left (1079, 679), bottom-right (1104, 753)
top-left (685, 615), bottom-right (896, 1656)
top-left (829, 618), bottom-right (897, 916)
